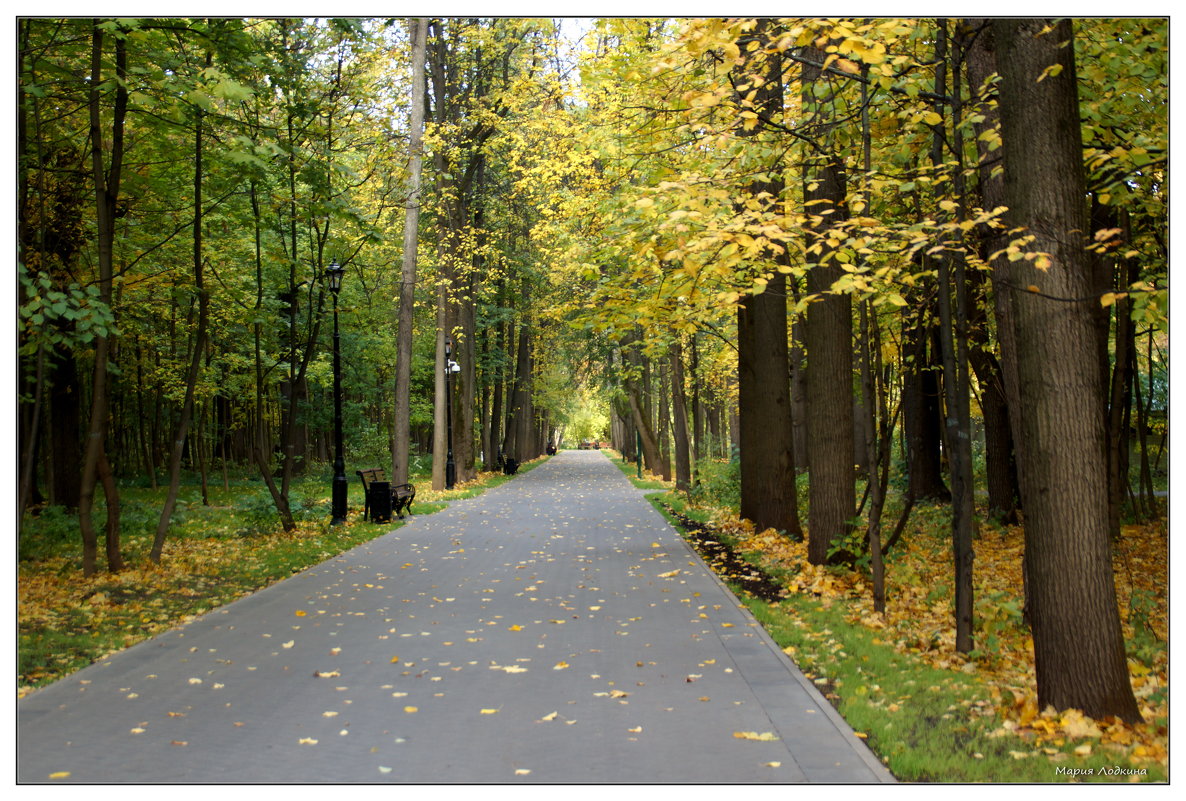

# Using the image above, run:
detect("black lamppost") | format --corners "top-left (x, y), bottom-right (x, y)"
top-left (327, 260), bottom-right (347, 524)
top-left (444, 337), bottom-right (460, 489)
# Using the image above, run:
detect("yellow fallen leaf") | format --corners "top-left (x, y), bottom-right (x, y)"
top-left (404, 706), bottom-right (418, 713)
top-left (734, 731), bottom-right (779, 741)
top-left (515, 769), bottom-right (532, 776)
top-left (628, 726), bottom-right (642, 733)
top-left (378, 766), bottom-right (393, 774)
top-left (48, 772), bottom-right (71, 779)
top-left (554, 661), bottom-right (569, 670)
top-left (295, 610), bottom-right (307, 617)
top-left (658, 570), bottom-right (680, 578)
top-left (282, 641), bottom-right (295, 649)
top-left (298, 737), bottom-right (318, 745)
top-left (1074, 743), bottom-right (1092, 757)
top-left (480, 708), bottom-right (499, 715)
top-left (314, 670), bottom-right (340, 678)
top-left (390, 656), bottom-right (400, 664)
top-left (766, 762), bottom-right (781, 768)
top-left (541, 711), bottom-right (559, 721)
top-left (508, 624), bottom-right (522, 631)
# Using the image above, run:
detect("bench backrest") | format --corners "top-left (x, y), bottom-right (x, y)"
top-left (356, 468), bottom-right (388, 488)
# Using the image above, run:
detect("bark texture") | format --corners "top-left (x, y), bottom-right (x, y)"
top-left (994, 17), bottom-right (1140, 722)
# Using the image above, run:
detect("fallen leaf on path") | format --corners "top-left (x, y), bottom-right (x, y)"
top-left (733, 731), bottom-right (779, 741)
top-left (298, 738), bottom-right (318, 745)
top-left (48, 772), bottom-right (71, 779)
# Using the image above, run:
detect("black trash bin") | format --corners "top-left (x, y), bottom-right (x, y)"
top-left (368, 481), bottom-right (393, 523)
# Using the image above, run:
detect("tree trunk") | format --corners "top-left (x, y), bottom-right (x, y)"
top-left (78, 22), bottom-right (126, 576)
top-left (966, 19), bottom-right (1027, 513)
top-left (994, 17), bottom-right (1140, 722)
top-left (901, 303), bottom-right (950, 502)
top-left (859, 301), bottom-right (886, 613)
top-left (392, 17), bottom-right (428, 487)
top-left (670, 338), bottom-right (692, 493)
top-left (734, 22), bottom-right (800, 537)
top-left (658, 359), bottom-right (672, 481)
top-left (152, 57), bottom-right (210, 563)
top-left (931, 22), bottom-right (975, 653)
top-left (802, 44), bottom-right (855, 563)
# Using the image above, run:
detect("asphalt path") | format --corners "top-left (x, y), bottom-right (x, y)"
top-left (17, 449), bottom-right (894, 784)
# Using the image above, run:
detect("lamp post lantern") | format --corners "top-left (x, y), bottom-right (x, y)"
top-left (444, 336), bottom-right (460, 489)
top-left (327, 260), bottom-right (348, 525)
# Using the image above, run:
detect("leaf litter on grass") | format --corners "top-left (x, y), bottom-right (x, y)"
top-left (668, 503), bottom-right (1168, 774)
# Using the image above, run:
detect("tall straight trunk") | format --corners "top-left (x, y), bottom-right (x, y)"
top-left (622, 340), bottom-right (661, 473)
top-left (901, 300), bottom-right (950, 502)
top-left (513, 321), bottom-right (534, 462)
top-left (670, 338), bottom-right (692, 493)
top-left (931, 21), bottom-right (975, 653)
top-left (152, 56), bottom-right (211, 562)
top-left (994, 17), bottom-right (1140, 723)
top-left (789, 313), bottom-right (809, 471)
top-left (431, 283), bottom-right (448, 490)
top-left (658, 360), bottom-right (672, 481)
top-left (249, 177), bottom-right (294, 532)
top-left (501, 318), bottom-right (518, 460)
top-left (392, 17), bottom-right (428, 486)
top-left (957, 20), bottom-right (1019, 523)
top-left (734, 22), bottom-right (799, 537)
top-left (860, 300), bottom-right (886, 612)
top-left (966, 19), bottom-right (1027, 513)
top-left (1101, 208), bottom-right (1140, 535)
top-left (802, 44), bottom-right (855, 563)
top-left (79, 22), bottom-right (127, 575)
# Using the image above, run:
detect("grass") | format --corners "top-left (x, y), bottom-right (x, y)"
top-left (17, 456), bottom-right (550, 693)
top-left (646, 486), bottom-right (1168, 783)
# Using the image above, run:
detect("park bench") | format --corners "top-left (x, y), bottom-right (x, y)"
top-left (355, 468), bottom-right (415, 523)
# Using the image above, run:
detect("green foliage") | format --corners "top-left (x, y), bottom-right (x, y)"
top-left (689, 456), bottom-right (741, 511)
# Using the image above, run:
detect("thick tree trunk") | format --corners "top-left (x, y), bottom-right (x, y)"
top-left (995, 17), bottom-right (1140, 723)
top-left (966, 19), bottom-right (1027, 514)
top-left (802, 45), bottom-right (855, 563)
top-left (392, 17), bottom-right (427, 486)
top-left (734, 22), bottom-right (800, 538)
top-left (901, 304), bottom-right (950, 502)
